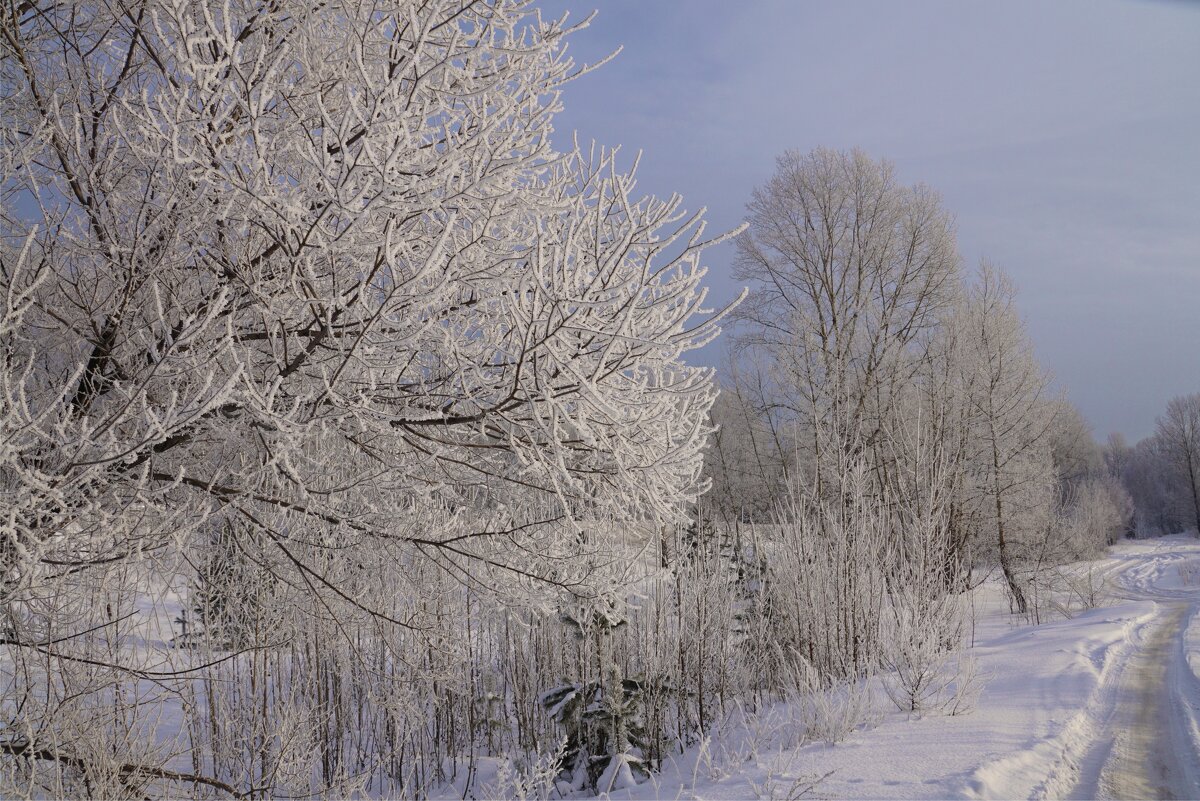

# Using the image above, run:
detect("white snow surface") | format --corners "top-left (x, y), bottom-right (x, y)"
top-left (570, 535), bottom-right (1200, 801)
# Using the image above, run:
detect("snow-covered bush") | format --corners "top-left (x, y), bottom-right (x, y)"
top-left (540, 673), bottom-right (650, 791)
top-left (760, 464), bottom-right (890, 683)
top-left (784, 657), bottom-right (877, 746)
top-left (1060, 477), bottom-right (1134, 556)
top-left (880, 583), bottom-right (967, 714)
top-left (483, 737), bottom-right (567, 801)
top-left (878, 448), bottom-right (973, 715)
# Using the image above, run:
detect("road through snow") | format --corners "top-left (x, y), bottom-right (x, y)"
top-left (1070, 539), bottom-right (1200, 800)
top-left (1088, 602), bottom-right (1190, 799)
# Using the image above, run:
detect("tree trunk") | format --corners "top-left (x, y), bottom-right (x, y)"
top-left (992, 439), bottom-right (1027, 614)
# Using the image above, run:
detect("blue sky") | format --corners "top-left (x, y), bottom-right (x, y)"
top-left (539, 0), bottom-right (1200, 441)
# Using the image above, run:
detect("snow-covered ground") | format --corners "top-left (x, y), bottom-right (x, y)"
top-left (13, 537), bottom-right (1197, 799)
top-left (597, 535), bottom-right (1200, 800)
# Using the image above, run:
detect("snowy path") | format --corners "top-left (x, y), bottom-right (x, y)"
top-left (1090, 602), bottom-right (1189, 799)
top-left (969, 536), bottom-right (1200, 800)
top-left (1072, 541), bottom-right (1200, 799)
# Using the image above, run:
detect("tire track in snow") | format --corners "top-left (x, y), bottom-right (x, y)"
top-left (965, 538), bottom-right (1200, 800)
top-left (963, 602), bottom-right (1155, 800)
top-left (1062, 541), bottom-right (1200, 799)
top-left (1074, 602), bottom-right (1192, 800)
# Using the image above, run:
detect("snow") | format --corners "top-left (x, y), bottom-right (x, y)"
top-left (16, 536), bottom-right (1196, 800)
top-left (589, 535), bottom-right (1200, 801)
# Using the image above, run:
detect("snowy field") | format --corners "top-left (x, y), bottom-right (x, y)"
top-left (461, 535), bottom-right (1200, 801)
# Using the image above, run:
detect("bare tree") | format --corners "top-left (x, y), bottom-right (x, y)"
top-left (1117, 434), bottom-right (1190, 535)
top-left (956, 264), bottom-right (1055, 614)
top-left (731, 147), bottom-right (960, 494)
top-left (1154, 393), bottom-right (1200, 535)
top-left (1046, 401), bottom-right (1103, 491)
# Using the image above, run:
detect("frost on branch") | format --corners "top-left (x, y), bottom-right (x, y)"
top-left (1, 0), bottom-right (735, 597)
top-left (0, 2), bottom-right (736, 796)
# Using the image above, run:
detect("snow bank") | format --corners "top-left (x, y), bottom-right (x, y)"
top-left (962, 600), bottom-right (1155, 799)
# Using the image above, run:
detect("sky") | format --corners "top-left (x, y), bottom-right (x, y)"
top-left (538, 0), bottom-right (1200, 442)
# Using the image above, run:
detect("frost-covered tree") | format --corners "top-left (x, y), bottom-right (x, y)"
top-left (1, 2), bottom-right (737, 795)
top-left (956, 265), bottom-right (1055, 614)
top-left (721, 148), bottom-right (989, 685)
top-left (1154, 393), bottom-right (1200, 535)
top-left (1111, 396), bottom-right (1200, 538)
top-left (1118, 435), bottom-right (1186, 535)
top-left (2, 0), bottom-right (736, 600)
top-left (732, 147), bottom-right (960, 493)
top-left (1046, 401), bottom-right (1103, 491)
